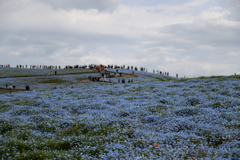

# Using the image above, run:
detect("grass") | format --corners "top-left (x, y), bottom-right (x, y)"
top-left (39, 78), bottom-right (69, 84)
top-left (0, 68), bottom-right (97, 78)
top-left (142, 74), bottom-right (174, 82)
top-left (0, 90), bottom-right (8, 94)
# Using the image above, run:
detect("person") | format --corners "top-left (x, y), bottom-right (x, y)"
top-left (5, 84), bottom-right (8, 90)
top-left (9, 85), bottom-right (12, 93)
top-left (55, 71), bottom-right (57, 75)
top-left (13, 84), bottom-right (16, 90)
top-left (26, 85), bottom-right (30, 91)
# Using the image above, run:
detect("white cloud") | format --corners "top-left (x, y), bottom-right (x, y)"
top-left (227, 50), bottom-right (240, 57)
top-left (34, 0), bottom-right (120, 12)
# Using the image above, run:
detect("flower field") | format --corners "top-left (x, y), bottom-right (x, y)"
top-left (0, 68), bottom-right (239, 159)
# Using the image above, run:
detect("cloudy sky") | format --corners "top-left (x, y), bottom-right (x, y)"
top-left (0, 0), bottom-right (239, 77)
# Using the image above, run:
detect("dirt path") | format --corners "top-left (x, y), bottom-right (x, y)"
top-left (0, 88), bottom-right (25, 93)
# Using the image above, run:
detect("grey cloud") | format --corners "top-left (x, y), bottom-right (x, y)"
top-left (226, 0), bottom-right (240, 21)
top-left (35, 0), bottom-right (120, 12)
top-left (0, 29), bottom-right (135, 58)
top-left (159, 23), bottom-right (240, 49)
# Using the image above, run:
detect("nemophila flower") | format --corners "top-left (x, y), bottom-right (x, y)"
top-left (0, 68), bottom-right (239, 159)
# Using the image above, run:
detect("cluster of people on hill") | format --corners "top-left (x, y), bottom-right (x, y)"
top-left (0, 64), bottom-right (10, 67)
top-left (153, 69), bottom-right (169, 76)
top-left (65, 65), bottom-right (87, 69)
top-left (140, 67), bottom-right (148, 72)
top-left (15, 65), bottom-right (62, 69)
top-left (88, 75), bottom-right (133, 84)
top-left (87, 64), bottom-right (149, 72)
top-left (5, 84), bottom-right (16, 93)
top-left (88, 76), bottom-right (105, 82)
top-left (118, 79), bottom-right (133, 83)
top-left (9, 63), bottom-right (178, 78)
top-left (30, 65), bottom-right (61, 69)
top-left (16, 65), bottom-right (26, 68)
top-left (5, 84), bottom-right (31, 93)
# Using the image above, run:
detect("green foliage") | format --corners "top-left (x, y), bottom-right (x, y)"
top-left (0, 119), bottom-right (14, 134)
top-left (175, 108), bottom-right (200, 117)
top-left (146, 105), bottom-right (167, 117)
top-left (0, 90), bottom-right (9, 94)
top-left (175, 78), bottom-right (189, 82)
top-left (40, 78), bottom-right (68, 84)
top-left (0, 104), bottom-right (13, 112)
top-left (36, 123), bottom-right (56, 133)
top-left (14, 99), bottom-right (35, 106)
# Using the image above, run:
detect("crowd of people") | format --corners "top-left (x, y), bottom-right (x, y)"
top-left (88, 75), bottom-right (133, 83)
top-left (0, 64), bottom-right (10, 67)
top-left (16, 65), bottom-right (62, 69)
top-left (4, 84), bottom-right (31, 93)
top-left (2, 63), bottom-right (176, 77)
top-left (1, 63), bottom-right (178, 94)
top-left (5, 84), bottom-right (16, 93)
top-left (153, 69), bottom-right (169, 76)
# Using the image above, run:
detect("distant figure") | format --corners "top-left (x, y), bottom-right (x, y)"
top-left (26, 85), bottom-right (30, 91)
top-left (5, 84), bottom-right (8, 90)
top-left (9, 85), bottom-right (12, 93)
top-left (122, 79), bottom-right (125, 83)
top-left (55, 71), bottom-right (57, 75)
top-left (13, 85), bottom-right (16, 90)
top-left (176, 74), bottom-right (178, 78)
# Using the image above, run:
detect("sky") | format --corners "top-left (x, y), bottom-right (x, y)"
top-left (0, 0), bottom-right (240, 77)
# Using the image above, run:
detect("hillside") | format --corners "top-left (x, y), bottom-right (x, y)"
top-left (0, 67), bottom-right (239, 159)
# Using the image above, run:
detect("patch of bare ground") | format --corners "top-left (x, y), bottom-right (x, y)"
top-left (0, 88), bottom-right (26, 93)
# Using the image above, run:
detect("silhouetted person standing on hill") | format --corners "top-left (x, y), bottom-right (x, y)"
top-left (26, 85), bottom-right (30, 91)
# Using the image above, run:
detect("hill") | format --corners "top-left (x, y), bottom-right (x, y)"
top-left (0, 67), bottom-right (239, 159)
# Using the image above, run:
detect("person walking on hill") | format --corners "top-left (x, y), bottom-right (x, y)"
top-left (9, 85), bottom-right (12, 93)
top-left (26, 85), bottom-right (30, 91)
